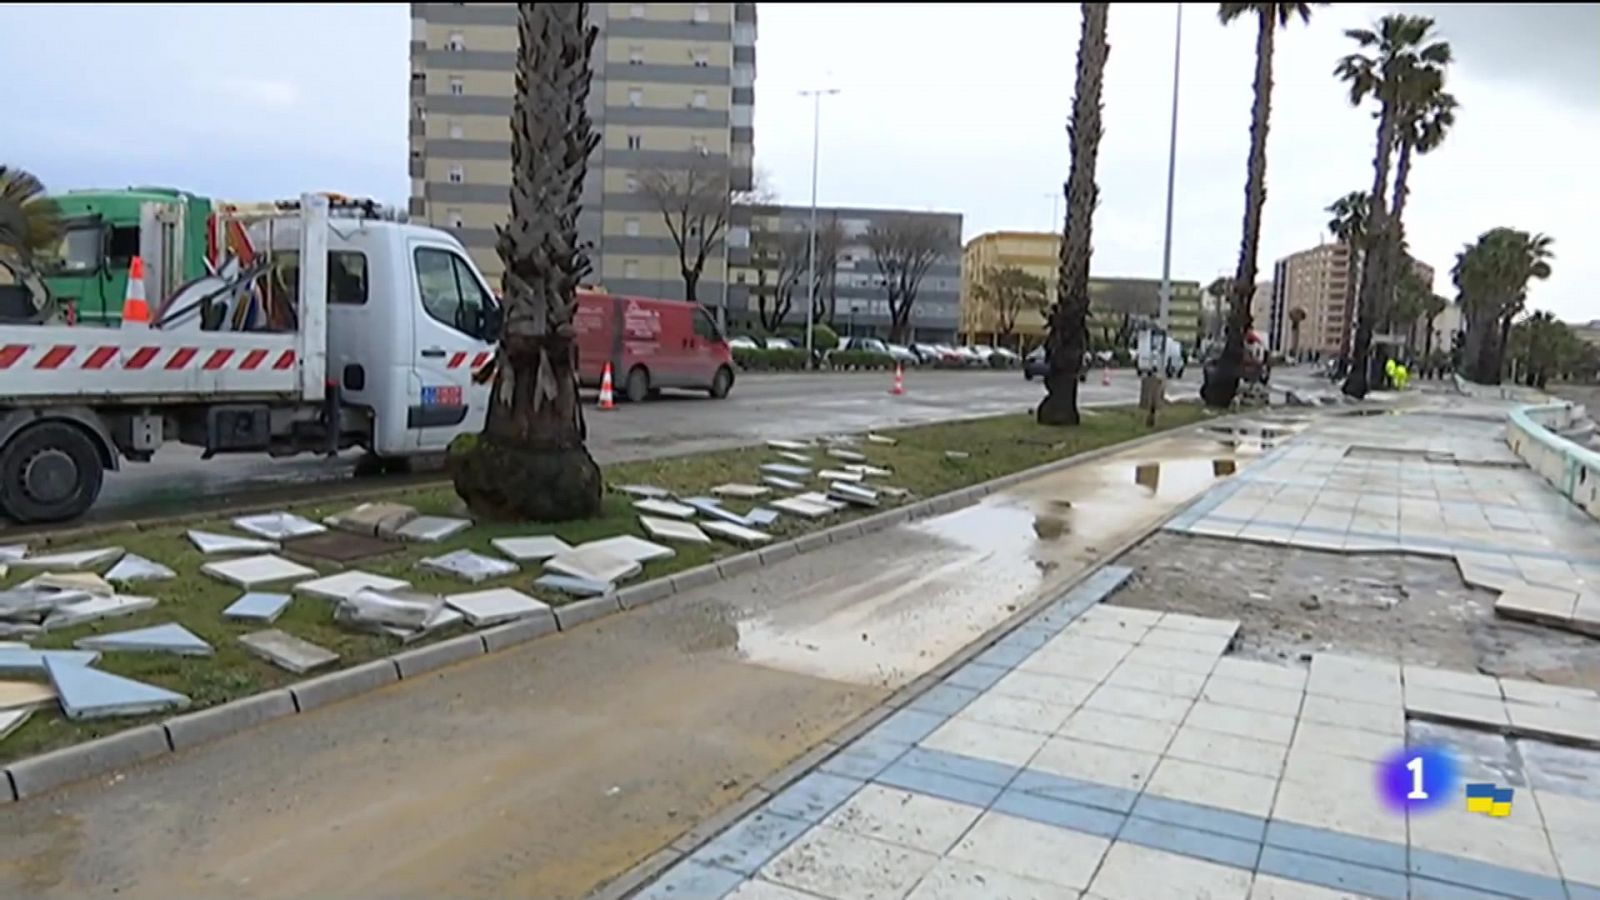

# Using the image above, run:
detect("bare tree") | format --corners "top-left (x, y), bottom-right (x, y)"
top-left (749, 224), bottom-right (807, 332)
top-left (973, 265), bottom-right (1049, 347)
top-left (809, 215), bottom-right (844, 325)
top-left (638, 155), bottom-right (730, 303)
top-left (864, 216), bottom-right (951, 343)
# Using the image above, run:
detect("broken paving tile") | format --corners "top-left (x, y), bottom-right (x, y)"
top-left (239, 629), bottom-right (339, 675)
top-left (545, 548), bottom-right (642, 584)
top-left (866, 433), bottom-right (897, 446)
top-left (702, 521), bottom-right (772, 547)
top-left (777, 451), bottom-right (814, 465)
top-left (760, 463), bottom-right (811, 479)
top-left (104, 554), bottom-right (176, 584)
top-left (615, 483), bottom-right (672, 499)
top-left (639, 516), bottom-right (713, 545)
top-left (794, 492), bottom-right (848, 512)
top-left (0, 706), bottom-right (31, 741)
top-left (294, 570), bottom-right (409, 602)
top-left (829, 483), bottom-right (880, 508)
top-left (46, 656), bottom-right (189, 720)
top-left (827, 448), bottom-right (867, 463)
top-left (446, 587), bottom-right (553, 627)
top-left (767, 439), bottom-right (811, 451)
top-left (491, 535), bottom-right (574, 562)
top-left (0, 545), bottom-right (27, 563)
top-left (771, 497), bottom-right (834, 519)
top-left (417, 550), bottom-right (518, 583)
top-left (844, 464), bottom-right (893, 478)
top-left (0, 584), bottom-right (89, 620)
top-left (576, 535), bottom-right (676, 564)
top-left (817, 469), bottom-right (863, 483)
top-left (945, 450), bottom-right (971, 460)
top-left (233, 511), bottom-right (327, 540)
top-left (23, 572), bottom-right (114, 597)
top-left (382, 605), bottom-right (465, 643)
top-left (43, 594), bottom-right (158, 631)
top-left (187, 529), bottom-right (280, 555)
top-left (75, 623), bottom-right (213, 657)
top-left (7, 547), bottom-right (123, 572)
top-left (0, 647), bottom-right (99, 676)
top-left (634, 498), bottom-right (698, 520)
top-left (746, 508), bottom-right (780, 527)
top-left (0, 680), bottom-right (56, 712)
top-left (763, 475), bottom-right (807, 491)
top-left (336, 588), bottom-right (445, 630)
top-left (386, 515), bottom-right (471, 543)
top-left (682, 498), bottom-right (756, 527)
top-left (202, 554), bottom-right (317, 589)
top-left (323, 501), bottom-right (417, 537)
top-left (878, 486), bottom-right (912, 500)
top-left (533, 574), bottom-right (613, 598)
top-left (223, 592), bottom-right (293, 623)
top-left (711, 483), bottom-right (770, 499)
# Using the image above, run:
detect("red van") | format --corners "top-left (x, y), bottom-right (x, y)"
top-left (573, 290), bottom-right (735, 401)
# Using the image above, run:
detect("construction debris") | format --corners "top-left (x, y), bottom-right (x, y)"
top-left (417, 549), bottom-right (518, 583)
top-left (47, 657), bottom-right (189, 720)
top-left (187, 530), bottom-right (280, 555)
top-left (104, 554), bottom-right (177, 584)
top-left (75, 623), bottom-right (213, 657)
top-left (239, 629), bottom-right (340, 675)
top-left (233, 512), bottom-right (327, 540)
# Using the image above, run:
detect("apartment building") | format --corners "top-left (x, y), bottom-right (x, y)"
top-left (1269, 242), bottom-right (1435, 356)
top-left (958, 231), bottom-right (1201, 349)
top-left (409, 2), bottom-right (756, 301)
top-left (732, 205), bottom-right (964, 342)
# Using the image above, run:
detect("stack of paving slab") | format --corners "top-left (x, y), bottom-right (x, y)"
top-left (0, 547), bottom-right (169, 637)
top-left (618, 481), bottom-right (785, 553)
top-left (1, 638), bottom-right (197, 739)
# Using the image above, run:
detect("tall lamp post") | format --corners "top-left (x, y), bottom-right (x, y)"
top-left (1149, 4), bottom-right (1183, 418)
top-left (801, 86), bottom-right (840, 368)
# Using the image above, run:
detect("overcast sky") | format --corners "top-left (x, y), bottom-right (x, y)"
top-left (4, 3), bottom-right (1595, 321)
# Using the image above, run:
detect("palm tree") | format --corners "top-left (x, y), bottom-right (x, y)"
top-left (1201, 2), bottom-right (1316, 409)
top-left (1452, 227), bottom-right (1554, 384)
top-left (1325, 190), bottom-right (1368, 367)
top-left (1288, 306), bottom-right (1306, 357)
top-left (1390, 80), bottom-right (1456, 253)
top-left (449, 3), bottom-right (603, 521)
top-left (1038, 2), bottom-right (1110, 426)
top-left (0, 165), bottom-right (63, 268)
top-left (1335, 14), bottom-right (1452, 398)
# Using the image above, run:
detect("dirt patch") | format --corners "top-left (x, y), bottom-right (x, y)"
top-left (1108, 531), bottom-right (1600, 690)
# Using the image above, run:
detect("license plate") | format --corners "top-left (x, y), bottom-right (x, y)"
top-left (421, 385), bottom-right (463, 406)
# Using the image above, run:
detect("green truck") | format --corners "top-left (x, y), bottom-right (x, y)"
top-left (42, 187), bottom-right (213, 325)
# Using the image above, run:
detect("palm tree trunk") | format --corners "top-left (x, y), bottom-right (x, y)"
top-left (1343, 103), bottom-right (1398, 398)
top-left (1039, 3), bottom-right (1109, 426)
top-left (450, 2), bottom-right (603, 522)
top-left (1201, 7), bottom-right (1274, 409)
top-left (1390, 138), bottom-right (1414, 254)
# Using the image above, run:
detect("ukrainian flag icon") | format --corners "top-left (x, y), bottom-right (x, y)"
top-left (1465, 783), bottom-right (1514, 816)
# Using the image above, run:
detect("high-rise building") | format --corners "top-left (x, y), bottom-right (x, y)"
top-left (409, 2), bottom-right (756, 303)
top-left (1270, 242), bottom-right (1434, 357)
top-left (958, 231), bottom-right (1201, 349)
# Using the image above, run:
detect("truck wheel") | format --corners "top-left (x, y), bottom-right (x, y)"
top-left (0, 421), bottom-right (105, 523)
top-left (625, 366), bottom-right (650, 403)
top-left (709, 366), bottom-right (734, 399)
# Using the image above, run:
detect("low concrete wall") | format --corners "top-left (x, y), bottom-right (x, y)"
top-left (1507, 402), bottom-right (1600, 520)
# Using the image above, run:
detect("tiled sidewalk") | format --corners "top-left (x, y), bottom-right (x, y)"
top-left (1167, 409), bottom-right (1600, 637)
top-left (632, 565), bottom-right (1600, 900)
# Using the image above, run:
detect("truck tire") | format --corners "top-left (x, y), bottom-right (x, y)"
top-left (0, 421), bottom-right (105, 523)
top-left (625, 366), bottom-right (650, 403)
top-left (708, 365), bottom-right (734, 399)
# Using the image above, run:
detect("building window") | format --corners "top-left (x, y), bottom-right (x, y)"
top-left (446, 31), bottom-right (465, 51)
top-left (628, 45), bottom-right (644, 65)
top-left (692, 48), bottom-right (709, 67)
top-left (448, 121), bottom-right (464, 139)
top-left (624, 173), bottom-right (639, 192)
top-left (628, 87), bottom-right (643, 107)
top-left (624, 259), bottom-right (640, 279)
top-left (449, 76), bottom-right (464, 96)
top-left (448, 164), bottom-right (464, 184)
top-left (690, 133), bottom-right (707, 153)
top-left (626, 133), bottom-right (642, 150)
top-left (629, 3), bottom-right (644, 18)
top-left (625, 218), bottom-right (641, 237)
top-left (691, 90), bottom-right (707, 109)
top-left (447, 208), bottom-right (464, 229)
top-left (693, 3), bottom-right (710, 23)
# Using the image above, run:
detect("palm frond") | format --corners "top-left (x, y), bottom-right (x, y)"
top-left (0, 164), bottom-right (63, 266)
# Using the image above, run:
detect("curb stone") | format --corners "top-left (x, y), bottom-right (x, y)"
top-left (792, 531), bottom-right (830, 554)
top-left (291, 660), bottom-right (401, 713)
top-left (666, 786), bottom-right (775, 855)
top-left (554, 595), bottom-right (621, 631)
top-left (164, 690), bottom-right (297, 752)
top-left (668, 564), bottom-right (720, 594)
top-left (587, 847), bottom-right (685, 900)
top-left (616, 578), bottom-right (674, 610)
top-left (4, 410), bottom-right (1256, 803)
top-left (391, 633), bottom-right (486, 679)
top-left (8, 724), bottom-right (171, 800)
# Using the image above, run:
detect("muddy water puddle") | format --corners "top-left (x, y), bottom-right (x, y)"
top-left (735, 435), bottom-right (1250, 690)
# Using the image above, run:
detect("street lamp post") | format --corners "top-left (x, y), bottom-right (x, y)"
top-left (1149, 3), bottom-right (1183, 423)
top-left (801, 87), bottom-right (840, 369)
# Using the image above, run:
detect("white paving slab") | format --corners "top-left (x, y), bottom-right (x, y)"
top-left (445, 587), bottom-right (552, 627)
top-left (639, 516), bottom-right (713, 545)
top-left (843, 464), bottom-right (893, 478)
top-left (615, 483), bottom-right (671, 499)
top-left (239, 629), bottom-right (340, 674)
top-left (294, 570), bottom-right (409, 602)
top-left (103, 553), bottom-right (176, 584)
top-left (776, 451), bottom-right (813, 465)
top-left (634, 498), bottom-right (698, 520)
top-left (75, 623), bottom-right (213, 657)
top-left (187, 529), bottom-right (280, 554)
top-left (0, 647), bottom-right (100, 676)
top-left (232, 512), bottom-right (327, 540)
top-left (490, 535), bottom-right (573, 562)
top-left (575, 535), bottom-right (675, 564)
top-left (42, 594), bottom-right (158, 631)
top-left (544, 548), bottom-right (642, 584)
top-left (794, 492), bottom-right (848, 511)
top-left (24, 571), bottom-right (114, 597)
top-left (702, 521), bottom-right (773, 546)
top-left (817, 469), bottom-right (863, 483)
top-left (534, 574), bottom-right (613, 597)
top-left (337, 588), bottom-right (445, 630)
top-left (0, 707), bottom-right (32, 741)
top-left (390, 515), bottom-right (472, 543)
top-left (8, 546), bottom-right (123, 572)
top-left (223, 592), bottom-right (293, 623)
top-left (46, 656), bottom-right (189, 720)
top-left (323, 501), bottom-right (416, 536)
top-left (201, 554), bottom-right (317, 589)
top-left (762, 475), bottom-right (807, 491)
top-left (383, 605), bottom-right (466, 643)
top-left (766, 439), bottom-right (810, 451)
top-left (0, 544), bottom-right (27, 563)
top-left (0, 680), bottom-right (55, 712)
top-left (417, 549), bottom-right (518, 583)
top-left (827, 448), bottom-right (867, 463)
top-left (771, 497), bottom-right (833, 519)
top-left (711, 483), bottom-right (771, 499)
top-left (760, 463), bottom-right (811, 479)
top-left (865, 433), bottom-right (897, 445)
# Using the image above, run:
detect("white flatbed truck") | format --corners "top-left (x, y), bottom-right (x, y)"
top-left (0, 194), bottom-right (503, 523)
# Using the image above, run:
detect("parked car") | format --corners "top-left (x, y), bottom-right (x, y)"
top-left (764, 336), bottom-right (796, 350)
top-left (574, 292), bottom-right (734, 401)
top-left (884, 342), bottom-right (920, 366)
top-left (838, 336), bottom-right (890, 354)
top-left (968, 345), bottom-right (997, 366)
top-left (1023, 346), bottom-right (1090, 382)
top-left (909, 342), bottom-right (946, 365)
top-left (728, 335), bottom-right (761, 351)
top-left (989, 347), bottom-right (1022, 368)
top-left (950, 345), bottom-right (986, 367)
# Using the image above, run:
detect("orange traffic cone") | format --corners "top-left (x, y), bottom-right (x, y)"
top-left (1101, 365), bottom-right (1111, 386)
top-left (598, 362), bottom-right (616, 410)
top-left (889, 362), bottom-right (905, 396)
top-left (121, 256), bottom-right (151, 329)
